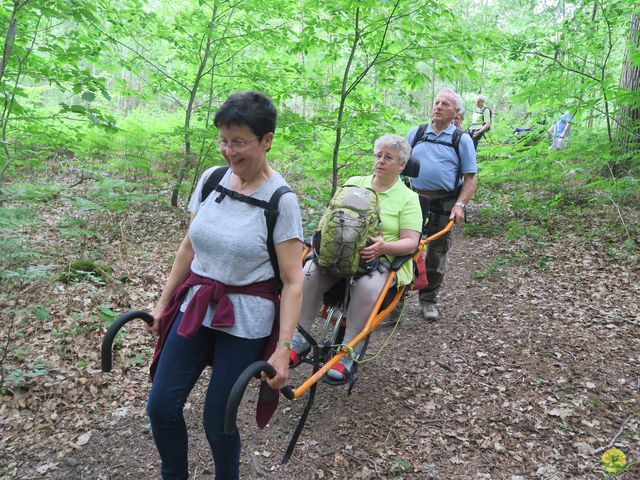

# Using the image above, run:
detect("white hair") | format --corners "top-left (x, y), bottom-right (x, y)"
top-left (374, 134), bottom-right (411, 165)
top-left (476, 95), bottom-right (486, 103)
top-left (438, 88), bottom-right (463, 112)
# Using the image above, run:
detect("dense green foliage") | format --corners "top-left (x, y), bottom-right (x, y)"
top-left (0, 0), bottom-right (638, 241)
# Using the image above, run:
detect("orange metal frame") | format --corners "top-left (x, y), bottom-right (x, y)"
top-left (291, 220), bottom-right (454, 398)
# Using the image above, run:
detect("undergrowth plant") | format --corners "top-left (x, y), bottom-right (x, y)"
top-left (464, 125), bottom-right (639, 281)
top-left (0, 169), bottom-right (164, 394)
top-left (473, 127), bottom-right (639, 249)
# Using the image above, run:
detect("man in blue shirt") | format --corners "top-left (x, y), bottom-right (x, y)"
top-left (549, 112), bottom-right (573, 150)
top-left (406, 89), bottom-right (478, 322)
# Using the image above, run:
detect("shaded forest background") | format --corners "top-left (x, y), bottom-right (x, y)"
top-left (1, 0), bottom-right (638, 204)
top-left (0, 0), bottom-right (639, 477)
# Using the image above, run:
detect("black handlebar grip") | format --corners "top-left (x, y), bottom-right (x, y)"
top-left (224, 360), bottom-right (294, 435)
top-left (281, 385), bottom-right (295, 400)
top-left (101, 310), bottom-right (154, 372)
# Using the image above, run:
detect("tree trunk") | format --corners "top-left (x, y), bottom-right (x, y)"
top-left (617, 11), bottom-right (640, 161)
top-left (331, 8), bottom-right (360, 196)
top-left (170, 5), bottom-right (218, 207)
top-left (430, 58), bottom-right (436, 115)
top-left (0, 12), bottom-right (17, 84)
top-left (0, 11), bottom-right (40, 185)
top-left (329, 1), bottom-right (399, 195)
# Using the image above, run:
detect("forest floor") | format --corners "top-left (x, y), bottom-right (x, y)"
top-left (0, 177), bottom-right (638, 480)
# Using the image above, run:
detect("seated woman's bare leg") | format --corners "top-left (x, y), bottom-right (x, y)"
top-left (326, 268), bottom-right (389, 380)
top-left (291, 261), bottom-right (341, 359)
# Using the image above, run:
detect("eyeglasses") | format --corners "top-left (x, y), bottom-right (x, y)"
top-left (218, 137), bottom-right (259, 152)
top-left (374, 152), bottom-right (399, 163)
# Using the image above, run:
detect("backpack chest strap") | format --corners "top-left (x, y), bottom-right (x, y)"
top-left (214, 185), bottom-right (270, 209)
top-left (420, 137), bottom-right (456, 149)
top-left (202, 172), bottom-right (291, 292)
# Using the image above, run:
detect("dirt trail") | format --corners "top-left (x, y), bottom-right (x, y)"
top-left (1, 206), bottom-right (638, 479)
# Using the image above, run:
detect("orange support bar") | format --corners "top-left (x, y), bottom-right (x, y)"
top-left (291, 220), bottom-right (455, 398)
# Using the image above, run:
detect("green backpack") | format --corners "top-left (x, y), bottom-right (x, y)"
top-left (313, 185), bottom-right (381, 277)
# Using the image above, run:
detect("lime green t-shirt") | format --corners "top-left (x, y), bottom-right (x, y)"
top-left (346, 175), bottom-right (422, 286)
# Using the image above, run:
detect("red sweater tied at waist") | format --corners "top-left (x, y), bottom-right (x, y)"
top-left (170, 271), bottom-right (278, 338)
top-left (149, 272), bottom-right (282, 428)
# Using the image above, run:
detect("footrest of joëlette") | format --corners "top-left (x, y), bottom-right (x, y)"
top-left (321, 368), bottom-right (358, 395)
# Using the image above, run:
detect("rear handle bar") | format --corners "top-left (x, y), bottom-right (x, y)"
top-left (101, 310), bottom-right (154, 372)
top-left (224, 360), bottom-right (295, 435)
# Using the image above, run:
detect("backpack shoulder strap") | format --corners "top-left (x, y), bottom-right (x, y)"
top-left (264, 186), bottom-right (292, 292)
top-left (201, 166), bottom-right (229, 202)
top-left (214, 185), bottom-right (269, 208)
top-left (411, 124), bottom-right (429, 149)
top-left (420, 127), bottom-right (463, 161)
top-left (202, 167), bottom-right (292, 292)
top-left (451, 127), bottom-right (463, 161)
top-left (452, 127), bottom-right (466, 181)
top-left (482, 106), bottom-right (492, 123)
top-left (214, 183), bottom-right (292, 292)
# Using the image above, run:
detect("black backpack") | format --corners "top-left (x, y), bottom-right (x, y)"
top-left (410, 124), bottom-right (466, 193)
top-left (201, 166), bottom-right (291, 291)
top-left (476, 106), bottom-right (492, 128)
top-left (411, 123), bottom-right (464, 161)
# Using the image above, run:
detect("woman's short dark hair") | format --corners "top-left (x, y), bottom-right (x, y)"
top-left (214, 91), bottom-right (277, 138)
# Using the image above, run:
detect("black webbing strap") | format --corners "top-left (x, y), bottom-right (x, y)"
top-left (411, 124), bottom-right (463, 157)
top-left (411, 123), bottom-right (429, 150)
top-left (411, 124), bottom-right (464, 185)
top-left (264, 186), bottom-right (291, 291)
top-left (214, 184), bottom-right (270, 209)
top-left (200, 166), bottom-right (291, 292)
top-left (201, 166), bottom-right (228, 202)
top-left (282, 324), bottom-right (320, 464)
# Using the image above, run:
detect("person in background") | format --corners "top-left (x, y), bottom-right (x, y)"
top-left (406, 89), bottom-right (477, 322)
top-left (145, 91), bottom-right (304, 480)
top-left (453, 109), bottom-right (465, 129)
top-left (289, 134), bottom-right (422, 381)
top-left (467, 95), bottom-right (492, 149)
top-left (549, 111), bottom-right (573, 150)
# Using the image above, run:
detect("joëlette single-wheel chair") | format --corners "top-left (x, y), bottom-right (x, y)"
top-left (101, 218), bottom-right (454, 463)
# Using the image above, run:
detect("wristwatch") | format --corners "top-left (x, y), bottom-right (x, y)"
top-left (454, 201), bottom-right (466, 210)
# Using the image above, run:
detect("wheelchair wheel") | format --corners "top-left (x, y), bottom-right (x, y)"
top-left (317, 302), bottom-right (371, 366)
top-left (318, 303), bottom-right (346, 349)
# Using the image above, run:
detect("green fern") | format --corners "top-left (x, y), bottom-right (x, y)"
top-left (56, 216), bottom-right (99, 239)
top-left (3, 183), bottom-right (62, 202)
top-left (0, 207), bottom-right (39, 230)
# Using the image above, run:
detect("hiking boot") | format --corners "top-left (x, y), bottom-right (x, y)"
top-left (421, 302), bottom-right (439, 322)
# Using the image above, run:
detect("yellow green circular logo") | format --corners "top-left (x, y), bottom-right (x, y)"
top-left (601, 448), bottom-right (627, 475)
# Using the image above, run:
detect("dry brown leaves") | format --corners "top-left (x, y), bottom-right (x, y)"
top-left (1, 184), bottom-right (638, 479)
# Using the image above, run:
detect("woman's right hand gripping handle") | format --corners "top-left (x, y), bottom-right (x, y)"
top-left (146, 303), bottom-right (165, 337)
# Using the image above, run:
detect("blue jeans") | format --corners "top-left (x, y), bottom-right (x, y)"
top-left (147, 312), bottom-right (268, 480)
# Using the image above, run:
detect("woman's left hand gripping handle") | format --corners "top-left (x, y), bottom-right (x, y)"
top-left (225, 361), bottom-right (295, 435)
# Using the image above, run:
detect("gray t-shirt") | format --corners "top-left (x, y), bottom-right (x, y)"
top-left (180, 166), bottom-right (303, 339)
